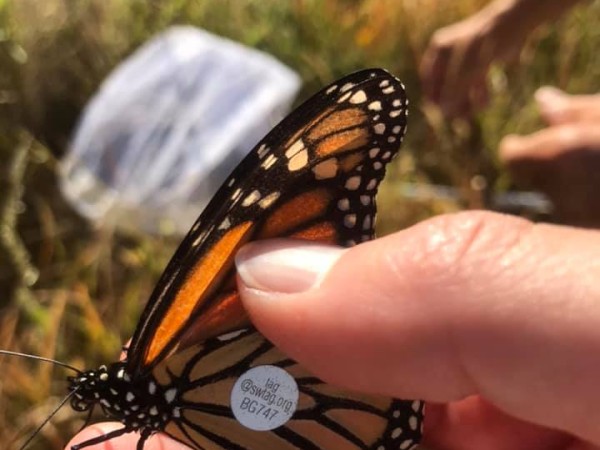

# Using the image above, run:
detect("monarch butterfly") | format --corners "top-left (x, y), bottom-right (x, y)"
top-left (10, 68), bottom-right (424, 450)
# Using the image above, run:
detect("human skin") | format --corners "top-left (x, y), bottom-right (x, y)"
top-left (500, 87), bottom-right (600, 227)
top-left (68, 211), bottom-right (600, 450)
top-left (420, 0), bottom-right (583, 118)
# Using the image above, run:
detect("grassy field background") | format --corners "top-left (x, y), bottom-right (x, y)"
top-left (0, 0), bottom-right (598, 448)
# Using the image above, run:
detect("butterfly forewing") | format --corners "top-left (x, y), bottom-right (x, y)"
top-left (127, 69), bottom-right (408, 373)
top-left (63, 69), bottom-right (422, 450)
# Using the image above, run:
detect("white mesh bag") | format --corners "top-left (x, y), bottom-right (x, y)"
top-left (60, 26), bottom-right (300, 234)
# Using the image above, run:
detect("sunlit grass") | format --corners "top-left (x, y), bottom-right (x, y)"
top-left (0, 0), bottom-right (598, 448)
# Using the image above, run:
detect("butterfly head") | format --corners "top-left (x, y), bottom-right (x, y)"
top-left (68, 362), bottom-right (182, 432)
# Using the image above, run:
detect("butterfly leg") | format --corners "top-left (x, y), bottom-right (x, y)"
top-left (136, 430), bottom-right (151, 450)
top-left (70, 426), bottom-right (130, 449)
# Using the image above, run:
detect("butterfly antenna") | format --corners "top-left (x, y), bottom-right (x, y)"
top-left (17, 389), bottom-right (78, 450)
top-left (0, 350), bottom-right (82, 374)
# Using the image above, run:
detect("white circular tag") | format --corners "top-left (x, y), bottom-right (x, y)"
top-left (230, 365), bottom-right (299, 431)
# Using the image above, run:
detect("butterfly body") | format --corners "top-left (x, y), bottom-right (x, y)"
top-left (57, 68), bottom-right (423, 450)
top-left (69, 363), bottom-right (178, 440)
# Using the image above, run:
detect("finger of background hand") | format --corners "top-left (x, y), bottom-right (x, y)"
top-left (536, 87), bottom-right (600, 125)
top-left (419, 35), bottom-right (450, 103)
top-left (499, 123), bottom-right (600, 162)
top-left (67, 423), bottom-right (190, 450)
top-left (236, 211), bottom-right (600, 444)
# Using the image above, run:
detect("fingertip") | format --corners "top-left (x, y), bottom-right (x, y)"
top-left (498, 134), bottom-right (528, 160)
top-left (67, 424), bottom-right (190, 450)
top-left (67, 423), bottom-right (125, 450)
top-left (236, 240), bottom-right (345, 295)
top-left (535, 86), bottom-right (570, 124)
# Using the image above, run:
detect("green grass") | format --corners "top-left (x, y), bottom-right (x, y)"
top-left (0, 0), bottom-right (598, 448)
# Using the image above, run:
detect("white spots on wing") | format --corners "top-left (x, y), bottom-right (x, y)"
top-left (412, 400), bottom-right (422, 412)
top-left (261, 153), bottom-right (278, 170)
top-left (369, 148), bottom-right (380, 158)
top-left (388, 136), bottom-right (397, 143)
top-left (391, 427), bottom-right (403, 439)
top-left (337, 91), bottom-right (352, 103)
top-left (392, 125), bottom-right (402, 134)
top-left (126, 392), bottom-right (135, 402)
top-left (374, 161), bottom-right (383, 170)
top-left (366, 178), bottom-right (378, 190)
top-left (165, 388), bottom-right (177, 404)
top-left (368, 101), bottom-right (382, 111)
top-left (285, 139), bottom-right (308, 172)
top-left (345, 176), bottom-right (361, 190)
top-left (326, 84), bottom-right (338, 94)
top-left (379, 79), bottom-right (390, 88)
top-left (258, 191), bottom-right (281, 209)
top-left (257, 144), bottom-right (269, 159)
top-left (382, 86), bottom-right (395, 94)
top-left (149, 406), bottom-right (159, 416)
top-left (373, 114), bottom-right (380, 121)
top-left (285, 139), bottom-right (305, 159)
top-left (349, 90), bottom-right (367, 104)
top-left (400, 440), bottom-right (414, 449)
top-left (242, 190), bottom-right (261, 207)
top-left (340, 82), bottom-right (355, 93)
top-left (99, 373), bottom-right (108, 381)
top-left (362, 215), bottom-right (371, 230)
top-left (227, 177), bottom-right (236, 187)
top-left (288, 149), bottom-right (308, 171)
top-left (390, 110), bottom-right (402, 118)
top-left (374, 123), bottom-right (386, 135)
top-left (409, 415), bottom-right (419, 430)
top-left (148, 381), bottom-right (157, 395)
top-left (218, 217), bottom-right (231, 230)
top-left (190, 220), bottom-right (201, 233)
top-left (392, 99), bottom-right (402, 107)
top-left (231, 188), bottom-right (243, 202)
top-left (337, 198), bottom-right (350, 211)
top-left (313, 158), bottom-right (338, 180)
top-left (344, 214), bottom-right (357, 228)
top-left (192, 230), bottom-right (207, 248)
top-left (382, 151), bottom-right (392, 160)
top-left (393, 409), bottom-right (401, 418)
top-left (360, 195), bottom-right (370, 206)
top-left (218, 329), bottom-right (248, 341)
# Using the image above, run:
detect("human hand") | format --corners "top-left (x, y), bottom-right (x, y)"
top-left (500, 87), bottom-right (600, 228)
top-left (66, 424), bottom-right (189, 450)
top-left (235, 212), bottom-right (600, 450)
top-left (420, 6), bottom-right (525, 118)
top-left (420, 0), bottom-right (582, 119)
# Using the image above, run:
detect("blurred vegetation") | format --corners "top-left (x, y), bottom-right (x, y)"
top-left (0, 0), bottom-right (598, 448)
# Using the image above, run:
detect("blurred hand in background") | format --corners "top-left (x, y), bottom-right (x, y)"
top-left (419, 0), bottom-right (582, 118)
top-left (500, 88), bottom-right (600, 228)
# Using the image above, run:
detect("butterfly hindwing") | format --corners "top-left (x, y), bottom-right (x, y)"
top-left (126, 68), bottom-right (408, 374)
top-left (154, 330), bottom-right (424, 450)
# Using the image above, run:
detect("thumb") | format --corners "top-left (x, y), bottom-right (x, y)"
top-left (236, 211), bottom-right (600, 444)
